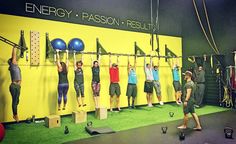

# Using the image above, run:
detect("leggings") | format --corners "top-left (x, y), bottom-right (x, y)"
top-left (58, 83), bottom-right (69, 105)
top-left (9, 83), bottom-right (21, 115)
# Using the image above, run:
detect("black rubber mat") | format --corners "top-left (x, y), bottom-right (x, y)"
top-left (66, 110), bottom-right (236, 144)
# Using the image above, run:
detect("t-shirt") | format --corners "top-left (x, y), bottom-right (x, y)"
top-left (109, 67), bottom-right (119, 83)
top-left (9, 63), bottom-right (21, 82)
top-left (152, 69), bottom-right (159, 81)
top-left (182, 80), bottom-right (196, 102)
top-left (145, 67), bottom-right (154, 81)
top-left (194, 62), bottom-right (206, 83)
top-left (92, 66), bottom-right (100, 82)
top-left (172, 67), bottom-right (180, 81)
top-left (74, 68), bottom-right (84, 84)
top-left (128, 69), bottom-right (137, 84)
top-left (58, 71), bottom-right (68, 84)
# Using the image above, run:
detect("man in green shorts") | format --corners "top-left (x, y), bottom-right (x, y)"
top-left (177, 71), bottom-right (202, 131)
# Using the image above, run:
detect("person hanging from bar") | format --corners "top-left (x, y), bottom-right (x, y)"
top-left (144, 55), bottom-right (154, 107)
top-left (109, 54), bottom-right (121, 112)
top-left (169, 58), bottom-right (182, 105)
top-left (91, 55), bottom-right (101, 109)
top-left (56, 50), bottom-right (69, 111)
top-left (152, 58), bottom-right (164, 105)
top-left (177, 71), bottom-right (202, 131)
top-left (74, 53), bottom-right (86, 108)
top-left (8, 46), bottom-right (21, 122)
top-left (193, 55), bottom-right (206, 108)
top-left (126, 55), bottom-right (137, 109)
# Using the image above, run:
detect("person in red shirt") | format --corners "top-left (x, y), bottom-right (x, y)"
top-left (109, 54), bottom-right (121, 112)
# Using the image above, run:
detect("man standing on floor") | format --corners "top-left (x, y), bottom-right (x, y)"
top-left (178, 71), bottom-right (202, 131)
top-left (109, 54), bottom-right (121, 111)
top-left (193, 55), bottom-right (207, 108)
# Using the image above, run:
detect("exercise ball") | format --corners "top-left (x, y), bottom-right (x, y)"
top-left (68, 38), bottom-right (84, 52)
top-left (0, 123), bottom-right (5, 142)
top-left (51, 38), bottom-right (67, 51)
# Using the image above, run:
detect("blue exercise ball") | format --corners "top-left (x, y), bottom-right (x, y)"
top-left (51, 38), bottom-right (67, 51)
top-left (68, 38), bottom-right (84, 52)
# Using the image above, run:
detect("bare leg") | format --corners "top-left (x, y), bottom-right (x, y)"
top-left (82, 97), bottom-right (86, 106)
top-left (178, 91), bottom-right (182, 103)
top-left (178, 114), bottom-right (188, 129)
top-left (97, 96), bottom-right (100, 108)
top-left (77, 97), bottom-right (81, 107)
top-left (146, 93), bottom-right (149, 105)
top-left (175, 92), bottom-right (179, 104)
top-left (93, 96), bottom-right (97, 108)
top-left (117, 95), bottom-right (120, 110)
top-left (110, 96), bottom-right (113, 111)
top-left (191, 113), bottom-right (202, 130)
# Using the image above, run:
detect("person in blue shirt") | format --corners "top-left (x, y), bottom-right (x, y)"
top-left (169, 58), bottom-right (182, 105)
top-left (152, 59), bottom-right (164, 105)
top-left (126, 56), bottom-right (137, 108)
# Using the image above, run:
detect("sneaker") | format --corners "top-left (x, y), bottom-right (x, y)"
top-left (148, 104), bottom-right (153, 107)
top-left (160, 101), bottom-right (164, 105)
top-left (194, 105), bottom-right (200, 108)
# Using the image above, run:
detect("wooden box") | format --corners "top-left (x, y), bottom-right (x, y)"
top-left (45, 115), bottom-right (61, 128)
top-left (95, 108), bottom-right (107, 120)
top-left (72, 110), bottom-right (87, 123)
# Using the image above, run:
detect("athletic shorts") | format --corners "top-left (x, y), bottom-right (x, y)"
top-left (92, 81), bottom-right (100, 97)
top-left (183, 100), bottom-right (195, 114)
top-left (153, 81), bottom-right (161, 96)
top-left (74, 83), bottom-right (84, 97)
top-left (109, 83), bottom-right (121, 96)
top-left (173, 81), bottom-right (181, 92)
top-left (126, 84), bottom-right (137, 98)
top-left (144, 81), bottom-right (153, 93)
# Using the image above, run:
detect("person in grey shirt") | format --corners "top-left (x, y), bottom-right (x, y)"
top-left (193, 55), bottom-right (207, 108)
top-left (8, 46), bottom-right (21, 122)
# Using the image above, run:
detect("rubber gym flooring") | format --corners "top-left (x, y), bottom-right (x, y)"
top-left (1, 104), bottom-right (233, 144)
top-left (66, 110), bottom-right (236, 144)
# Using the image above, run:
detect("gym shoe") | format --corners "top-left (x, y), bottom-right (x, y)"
top-left (160, 101), bottom-right (164, 105)
top-left (148, 104), bottom-right (153, 107)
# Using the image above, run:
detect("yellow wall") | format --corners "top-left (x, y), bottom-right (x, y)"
top-left (0, 14), bottom-right (182, 122)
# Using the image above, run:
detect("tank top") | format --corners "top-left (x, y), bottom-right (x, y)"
top-left (74, 68), bottom-right (84, 84)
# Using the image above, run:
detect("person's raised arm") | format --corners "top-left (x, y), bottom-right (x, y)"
top-left (134, 55), bottom-right (137, 70)
top-left (144, 55), bottom-right (146, 72)
top-left (127, 55), bottom-right (130, 74)
top-left (56, 50), bottom-right (62, 71)
top-left (150, 56), bottom-right (153, 68)
top-left (109, 53), bottom-right (112, 68)
top-left (65, 50), bottom-right (69, 70)
top-left (117, 55), bottom-right (119, 66)
top-left (74, 51), bottom-right (77, 70)
top-left (90, 55), bottom-right (94, 67)
top-left (193, 56), bottom-right (198, 70)
top-left (203, 54), bottom-right (207, 70)
top-left (11, 46), bottom-right (17, 65)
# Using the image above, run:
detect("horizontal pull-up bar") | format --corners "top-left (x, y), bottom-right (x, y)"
top-left (0, 36), bottom-right (28, 51)
top-left (55, 50), bottom-right (182, 58)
